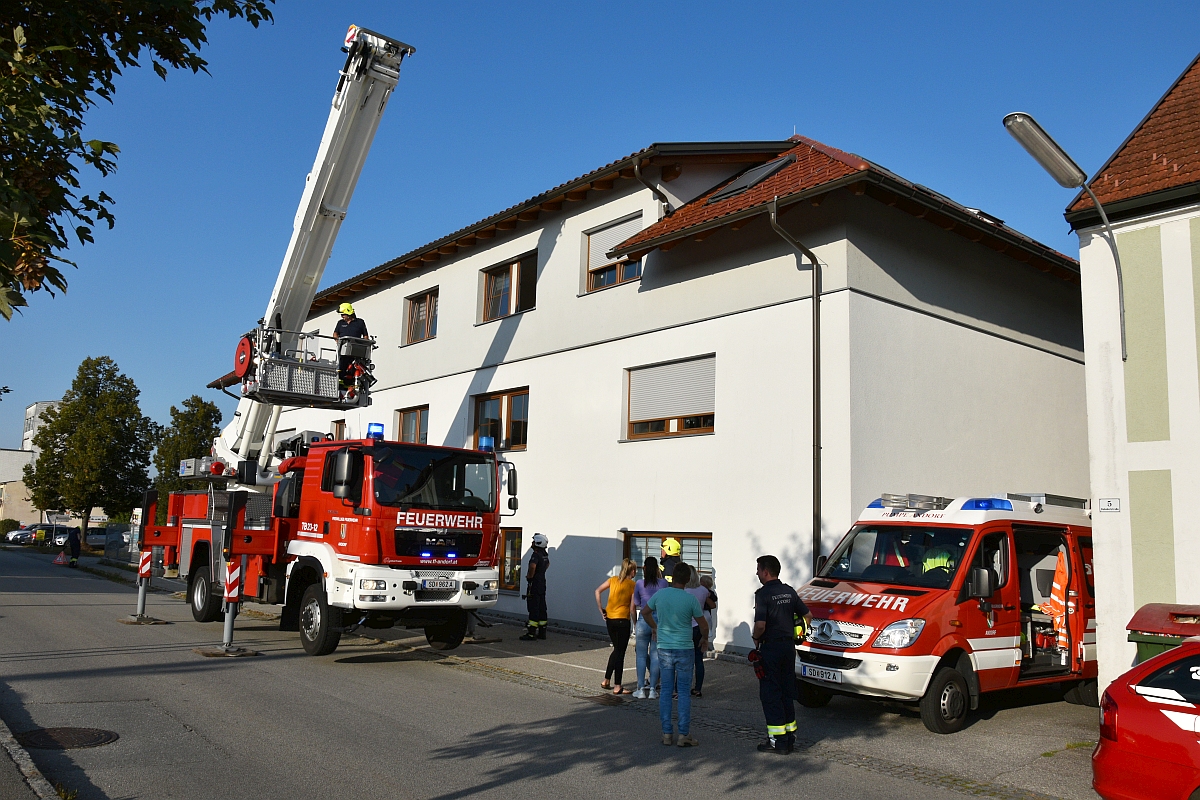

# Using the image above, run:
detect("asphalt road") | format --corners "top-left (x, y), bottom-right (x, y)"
top-left (0, 548), bottom-right (1098, 800)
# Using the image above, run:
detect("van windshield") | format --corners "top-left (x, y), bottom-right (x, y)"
top-left (371, 445), bottom-right (495, 512)
top-left (820, 525), bottom-right (974, 590)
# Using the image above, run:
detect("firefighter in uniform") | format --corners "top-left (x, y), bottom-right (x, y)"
top-left (520, 533), bottom-right (550, 641)
top-left (752, 554), bottom-right (811, 754)
top-left (332, 302), bottom-right (369, 390)
top-left (660, 538), bottom-right (681, 584)
top-left (66, 526), bottom-right (81, 568)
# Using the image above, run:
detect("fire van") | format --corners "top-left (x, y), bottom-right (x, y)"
top-left (796, 492), bottom-right (1097, 733)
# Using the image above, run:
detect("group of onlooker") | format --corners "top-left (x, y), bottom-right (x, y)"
top-left (594, 538), bottom-right (718, 746)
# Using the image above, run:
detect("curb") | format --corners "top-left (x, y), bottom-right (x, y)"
top-left (0, 715), bottom-right (56, 800)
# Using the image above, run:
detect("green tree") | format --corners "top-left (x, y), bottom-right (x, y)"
top-left (152, 394), bottom-right (221, 521)
top-left (24, 356), bottom-right (158, 526)
top-left (0, 1), bottom-right (274, 320)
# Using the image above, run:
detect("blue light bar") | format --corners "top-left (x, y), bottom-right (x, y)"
top-left (478, 436), bottom-right (495, 453)
top-left (420, 552), bottom-right (432, 557)
top-left (961, 498), bottom-right (1013, 511)
top-left (366, 422), bottom-right (385, 440)
top-left (866, 498), bottom-right (884, 508)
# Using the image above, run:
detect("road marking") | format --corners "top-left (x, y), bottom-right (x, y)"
top-left (462, 643), bottom-right (605, 673)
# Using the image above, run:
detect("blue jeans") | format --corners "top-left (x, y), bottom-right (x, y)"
top-left (634, 618), bottom-right (659, 691)
top-left (658, 647), bottom-right (695, 735)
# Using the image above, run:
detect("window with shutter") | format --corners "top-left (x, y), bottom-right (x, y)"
top-left (586, 214), bottom-right (643, 292)
top-left (627, 356), bottom-right (715, 439)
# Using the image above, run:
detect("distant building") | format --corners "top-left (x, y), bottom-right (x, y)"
top-left (22, 401), bottom-right (57, 454)
top-left (1066, 52), bottom-right (1200, 688)
top-left (0, 449), bottom-right (35, 524)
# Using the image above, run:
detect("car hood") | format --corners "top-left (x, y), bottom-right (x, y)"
top-left (798, 580), bottom-right (944, 626)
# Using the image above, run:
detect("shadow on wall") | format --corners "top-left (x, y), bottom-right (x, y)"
top-left (440, 219), bottom-right (564, 449)
top-left (542, 534), bottom-right (625, 623)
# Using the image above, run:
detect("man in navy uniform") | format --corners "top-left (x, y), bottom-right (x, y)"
top-left (751, 554), bottom-right (811, 754)
top-left (520, 533), bottom-right (550, 640)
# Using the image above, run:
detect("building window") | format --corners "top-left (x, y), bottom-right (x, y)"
top-left (331, 419), bottom-right (347, 440)
top-left (586, 214), bottom-right (643, 292)
top-left (624, 532), bottom-right (712, 577)
top-left (627, 355), bottom-right (715, 440)
top-left (500, 528), bottom-right (522, 591)
top-left (474, 388), bottom-right (529, 450)
top-left (407, 289), bottom-right (438, 343)
top-left (396, 406), bottom-right (428, 444)
top-left (483, 252), bottom-right (537, 321)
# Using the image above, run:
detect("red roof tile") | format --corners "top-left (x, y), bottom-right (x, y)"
top-left (1068, 53), bottom-right (1200, 215)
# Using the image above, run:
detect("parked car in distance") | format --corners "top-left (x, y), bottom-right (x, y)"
top-left (1092, 639), bottom-right (1200, 799)
top-left (5, 527), bottom-right (31, 543)
top-left (53, 528), bottom-right (72, 546)
top-left (85, 528), bottom-right (107, 547)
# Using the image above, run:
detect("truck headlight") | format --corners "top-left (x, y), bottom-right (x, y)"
top-left (359, 594), bottom-right (387, 603)
top-left (483, 580), bottom-right (498, 591)
top-left (359, 579), bottom-right (387, 590)
top-left (872, 619), bottom-right (925, 649)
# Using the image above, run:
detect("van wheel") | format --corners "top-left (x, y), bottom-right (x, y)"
top-left (920, 667), bottom-right (969, 734)
top-left (425, 610), bottom-right (466, 651)
top-left (299, 584), bottom-right (342, 656)
top-left (189, 565), bottom-right (222, 623)
top-left (796, 679), bottom-right (832, 708)
top-left (1063, 679), bottom-right (1099, 708)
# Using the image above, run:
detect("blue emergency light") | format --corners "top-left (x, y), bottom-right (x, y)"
top-left (866, 498), bottom-right (884, 508)
top-left (421, 552), bottom-right (432, 558)
top-left (366, 422), bottom-right (385, 440)
top-left (961, 498), bottom-right (1013, 511)
top-left (447, 552), bottom-right (456, 558)
top-left (478, 436), bottom-right (494, 452)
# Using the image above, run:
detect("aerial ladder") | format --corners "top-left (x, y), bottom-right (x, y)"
top-left (206, 26), bottom-right (414, 488)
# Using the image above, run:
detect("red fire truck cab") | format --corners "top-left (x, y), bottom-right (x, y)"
top-left (140, 436), bottom-right (511, 655)
top-left (796, 492), bottom-right (1096, 733)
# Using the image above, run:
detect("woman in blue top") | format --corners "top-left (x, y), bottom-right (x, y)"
top-left (630, 557), bottom-right (669, 700)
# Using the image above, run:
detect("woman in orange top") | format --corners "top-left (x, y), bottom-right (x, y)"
top-left (596, 558), bottom-right (638, 695)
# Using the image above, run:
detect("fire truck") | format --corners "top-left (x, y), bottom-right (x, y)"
top-left (132, 26), bottom-right (514, 655)
top-left (795, 492), bottom-right (1096, 733)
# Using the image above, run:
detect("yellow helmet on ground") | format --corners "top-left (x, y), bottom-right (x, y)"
top-left (339, 302), bottom-right (355, 315)
top-left (662, 537), bottom-right (681, 557)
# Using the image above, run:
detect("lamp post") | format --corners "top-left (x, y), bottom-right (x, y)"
top-left (1003, 112), bottom-right (1127, 361)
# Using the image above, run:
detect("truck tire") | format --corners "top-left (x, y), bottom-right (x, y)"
top-left (796, 679), bottom-right (832, 708)
top-left (1063, 679), bottom-right (1099, 708)
top-left (425, 610), bottom-right (466, 651)
top-left (299, 584), bottom-right (342, 656)
top-left (920, 666), bottom-right (969, 734)
top-left (189, 565), bottom-right (222, 623)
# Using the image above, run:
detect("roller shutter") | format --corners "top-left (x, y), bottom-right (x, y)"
top-left (629, 356), bottom-right (715, 421)
top-left (588, 214), bottom-right (642, 271)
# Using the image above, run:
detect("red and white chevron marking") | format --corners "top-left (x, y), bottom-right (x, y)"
top-left (223, 561), bottom-right (241, 602)
top-left (138, 551), bottom-right (151, 579)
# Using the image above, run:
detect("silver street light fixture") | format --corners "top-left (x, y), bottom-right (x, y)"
top-left (1004, 112), bottom-right (1127, 361)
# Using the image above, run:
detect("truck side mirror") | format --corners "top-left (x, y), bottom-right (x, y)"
top-left (507, 468), bottom-right (517, 496)
top-left (967, 567), bottom-right (994, 599)
top-left (508, 497), bottom-right (518, 511)
top-left (332, 449), bottom-right (362, 502)
top-left (815, 554), bottom-right (828, 573)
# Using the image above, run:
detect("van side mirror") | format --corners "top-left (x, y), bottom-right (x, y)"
top-left (331, 449), bottom-right (363, 502)
top-left (507, 467), bottom-right (517, 496)
top-left (815, 554), bottom-right (828, 574)
top-left (967, 567), bottom-right (994, 599)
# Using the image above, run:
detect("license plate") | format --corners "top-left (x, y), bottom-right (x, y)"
top-left (421, 579), bottom-right (457, 590)
top-left (801, 665), bottom-right (842, 684)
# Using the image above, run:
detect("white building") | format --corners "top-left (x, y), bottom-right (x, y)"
top-left (282, 137), bottom-right (1089, 652)
top-left (1065, 53), bottom-right (1200, 689)
top-left (22, 401), bottom-right (57, 454)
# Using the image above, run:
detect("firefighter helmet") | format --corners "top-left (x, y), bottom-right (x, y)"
top-left (531, 533), bottom-right (548, 548)
top-left (662, 537), bottom-right (681, 556)
top-left (339, 302), bottom-right (355, 315)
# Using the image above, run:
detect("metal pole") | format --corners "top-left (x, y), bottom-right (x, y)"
top-left (222, 601), bottom-right (236, 649)
top-left (135, 576), bottom-right (148, 617)
top-left (1082, 185), bottom-right (1128, 362)
top-left (768, 197), bottom-right (822, 575)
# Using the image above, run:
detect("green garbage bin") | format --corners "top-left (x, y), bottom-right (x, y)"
top-left (1126, 603), bottom-right (1200, 663)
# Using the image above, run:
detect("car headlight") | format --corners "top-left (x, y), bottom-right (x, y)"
top-left (359, 579), bottom-right (387, 590)
top-left (483, 580), bottom-right (498, 591)
top-left (872, 619), bottom-right (925, 649)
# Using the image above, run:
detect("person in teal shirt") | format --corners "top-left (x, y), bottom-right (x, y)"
top-left (646, 563), bottom-right (708, 747)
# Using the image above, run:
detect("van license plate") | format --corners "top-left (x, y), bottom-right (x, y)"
top-left (802, 665), bottom-right (842, 684)
top-left (421, 579), bottom-right (457, 590)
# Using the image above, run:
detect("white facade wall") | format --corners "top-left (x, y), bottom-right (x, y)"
top-left (283, 172), bottom-right (1088, 652)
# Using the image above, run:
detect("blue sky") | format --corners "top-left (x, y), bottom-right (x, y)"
top-left (3, 1), bottom-right (1199, 448)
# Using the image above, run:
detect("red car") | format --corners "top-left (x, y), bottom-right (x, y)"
top-left (1093, 640), bottom-right (1200, 799)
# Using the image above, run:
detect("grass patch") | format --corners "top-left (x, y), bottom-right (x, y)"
top-left (55, 783), bottom-right (78, 800)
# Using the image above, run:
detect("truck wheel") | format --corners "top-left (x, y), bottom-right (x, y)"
top-left (796, 679), bottom-right (832, 708)
top-left (1063, 679), bottom-right (1099, 708)
top-left (299, 584), bottom-right (342, 656)
top-left (425, 610), bottom-right (466, 651)
top-left (920, 667), bottom-right (969, 734)
top-left (189, 565), bottom-right (222, 623)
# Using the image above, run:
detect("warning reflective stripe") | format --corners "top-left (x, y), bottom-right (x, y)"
top-left (784, 721), bottom-right (797, 733)
top-left (967, 636), bottom-right (1021, 650)
top-left (767, 724), bottom-right (788, 735)
top-left (224, 562), bottom-right (241, 602)
top-left (138, 551), bottom-right (152, 578)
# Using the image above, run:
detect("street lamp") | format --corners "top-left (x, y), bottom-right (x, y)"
top-left (1004, 112), bottom-right (1127, 361)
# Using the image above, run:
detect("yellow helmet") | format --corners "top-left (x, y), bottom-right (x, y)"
top-left (338, 302), bottom-right (355, 315)
top-left (662, 537), bottom-right (681, 557)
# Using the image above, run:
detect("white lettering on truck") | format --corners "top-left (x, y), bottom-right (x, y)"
top-left (799, 587), bottom-right (909, 613)
top-left (395, 511), bottom-right (484, 529)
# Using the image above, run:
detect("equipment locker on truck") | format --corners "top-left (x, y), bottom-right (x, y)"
top-left (795, 492), bottom-right (1096, 733)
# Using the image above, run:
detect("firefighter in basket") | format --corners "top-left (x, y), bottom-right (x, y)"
top-left (332, 303), bottom-right (371, 396)
top-left (520, 533), bottom-right (550, 641)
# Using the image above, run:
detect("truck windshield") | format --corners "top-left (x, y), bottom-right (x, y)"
top-left (820, 525), bottom-right (974, 590)
top-left (371, 445), bottom-right (495, 512)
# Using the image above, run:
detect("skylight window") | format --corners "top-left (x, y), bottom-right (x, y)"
top-left (706, 155), bottom-right (795, 204)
